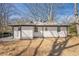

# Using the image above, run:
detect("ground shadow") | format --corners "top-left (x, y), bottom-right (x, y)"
top-left (49, 36), bottom-right (72, 56)
top-left (16, 37), bottom-right (44, 56)
top-left (16, 40), bottom-right (32, 56)
top-left (33, 37), bottom-right (44, 56)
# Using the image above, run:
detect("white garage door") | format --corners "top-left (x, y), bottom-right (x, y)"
top-left (21, 26), bottom-right (34, 39)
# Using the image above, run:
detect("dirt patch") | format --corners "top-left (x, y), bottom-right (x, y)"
top-left (21, 38), bottom-right (43, 56)
top-left (36, 38), bottom-right (55, 56)
top-left (0, 40), bottom-right (30, 56)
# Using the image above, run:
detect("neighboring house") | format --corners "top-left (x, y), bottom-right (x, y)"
top-left (9, 23), bottom-right (69, 39)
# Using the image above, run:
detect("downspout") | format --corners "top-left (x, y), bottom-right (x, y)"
top-left (12, 27), bottom-right (14, 39)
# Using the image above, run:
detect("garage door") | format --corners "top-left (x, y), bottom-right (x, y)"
top-left (22, 26), bottom-right (34, 39)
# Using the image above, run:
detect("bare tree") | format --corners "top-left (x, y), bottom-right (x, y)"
top-left (0, 3), bottom-right (25, 32)
top-left (23, 3), bottom-right (55, 23)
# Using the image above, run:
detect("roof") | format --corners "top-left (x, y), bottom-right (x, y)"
top-left (8, 23), bottom-right (69, 27)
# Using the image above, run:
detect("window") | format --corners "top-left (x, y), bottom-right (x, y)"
top-left (45, 27), bottom-right (47, 31)
top-left (57, 27), bottom-right (61, 32)
top-left (34, 27), bottom-right (38, 32)
top-left (18, 27), bottom-right (21, 31)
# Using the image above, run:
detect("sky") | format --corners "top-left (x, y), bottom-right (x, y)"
top-left (9, 3), bottom-right (79, 23)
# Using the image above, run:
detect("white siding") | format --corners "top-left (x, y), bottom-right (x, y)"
top-left (34, 27), bottom-right (58, 37)
top-left (34, 27), bottom-right (67, 37)
top-left (33, 27), bottom-right (43, 37)
top-left (43, 27), bottom-right (58, 37)
top-left (13, 26), bottom-right (68, 39)
top-left (58, 27), bottom-right (67, 37)
top-left (14, 27), bottom-right (20, 39)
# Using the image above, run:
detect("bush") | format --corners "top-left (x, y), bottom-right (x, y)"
top-left (0, 32), bottom-right (12, 38)
top-left (68, 23), bottom-right (77, 36)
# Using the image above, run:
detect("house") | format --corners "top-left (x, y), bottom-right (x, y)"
top-left (9, 23), bottom-right (69, 39)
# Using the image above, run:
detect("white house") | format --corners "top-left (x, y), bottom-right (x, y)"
top-left (9, 23), bottom-right (69, 39)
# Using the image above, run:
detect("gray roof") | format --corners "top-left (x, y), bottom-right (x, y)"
top-left (8, 22), bottom-right (69, 27)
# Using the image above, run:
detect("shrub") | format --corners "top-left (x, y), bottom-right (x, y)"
top-left (68, 23), bottom-right (77, 36)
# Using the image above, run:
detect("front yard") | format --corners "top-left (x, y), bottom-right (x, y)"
top-left (0, 36), bottom-right (79, 56)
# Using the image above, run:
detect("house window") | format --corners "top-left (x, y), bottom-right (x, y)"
top-left (45, 27), bottom-right (47, 31)
top-left (18, 27), bottom-right (21, 31)
top-left (57, 27), bottom-right (61, 32)
top-left (34, 27), bottom-right (38, 32)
